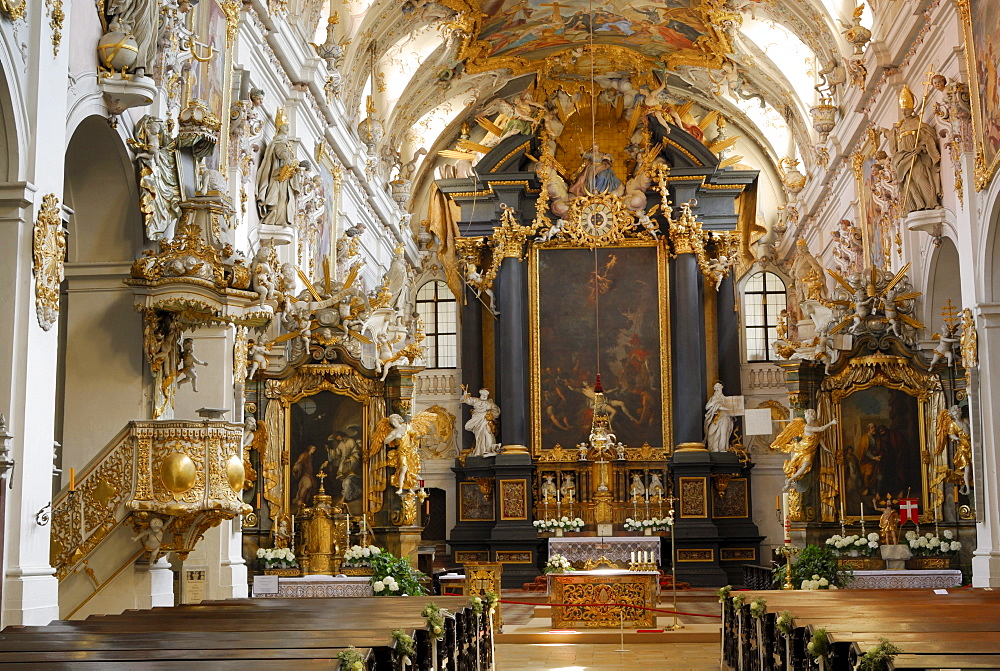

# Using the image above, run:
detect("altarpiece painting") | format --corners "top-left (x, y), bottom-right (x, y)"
top-left (530, 244), bottom-right (670, 454)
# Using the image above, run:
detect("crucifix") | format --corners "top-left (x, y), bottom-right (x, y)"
top-left (315, 469), bottom-right (328, 494)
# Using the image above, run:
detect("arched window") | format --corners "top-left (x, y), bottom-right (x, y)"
top-left (744, 272), bottom-right (787, 362)
top-left (415, 280), bottom-right (457, 368)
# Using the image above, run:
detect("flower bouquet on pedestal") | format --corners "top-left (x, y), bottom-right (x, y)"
top-left (905, 530), bottom-right (961, 569)
top-left (533, 517), bottom-right (584, 536)
top-left (624, 516), bottom-right (674, 534)
top-left (544, 553), bottom-right (574, 574)
top-left (826, 533), bottom-right (885, 569)
top-left (256, 547), bottom-right (299, 575)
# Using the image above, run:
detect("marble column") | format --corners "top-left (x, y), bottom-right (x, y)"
top-left (494, 256), bottom-right (529, 450)
top-left (670, 253), bottom-right (708, 443)
top-left (716, 274), bottom-right (741, 395)
top-left (460, 287), bottom-right (484, 453)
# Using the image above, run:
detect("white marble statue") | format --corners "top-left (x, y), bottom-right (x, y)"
top-left (704, 382), bottom-right (736, 452)
top-left (929, 322), bottom-right (959, 368)
top-left (462, 387), bottom-right (501, 456)
top-left (561, 473), bottom-right (576, 504)
top-left (176, 338), bottom-right (207, 392)
top-left (252, 261), bottom-right (278, 307)
top-left (256, 112), bottom-right (305, 228)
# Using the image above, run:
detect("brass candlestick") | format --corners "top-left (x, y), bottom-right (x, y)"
top-left (666, 500), bottom-right (682, 630)
top-left (777, 545), bottom-right (801, 590)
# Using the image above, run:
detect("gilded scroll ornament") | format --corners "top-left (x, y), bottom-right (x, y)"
top-left (32, 194), bottom-right (66, 332)
top-left (47, 0), bottom-right (64, 55)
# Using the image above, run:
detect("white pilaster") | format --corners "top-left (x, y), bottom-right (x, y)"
top-left (972, 303), bottom-right (1000, 586)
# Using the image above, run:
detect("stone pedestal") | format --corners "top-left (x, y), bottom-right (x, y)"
top-left (670, 449), bottom-right (763, 586)
top-left (488, 448), bottom-right (538, 589)
top-left (905, 208), bottom-right (946, 235)
top-left (880, 543), bottom-right (912, 570)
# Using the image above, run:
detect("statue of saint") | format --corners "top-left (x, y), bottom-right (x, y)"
top-left (256, 109), bottom-right (305, 228)
top-left (131, 116), bottom-right (180, 241)
top-left (704, 382), bottom-right (737, 452)
top-left (462, 387), bottom-right (501, 457)
top-left (889, 85), bottom-right (941, 214)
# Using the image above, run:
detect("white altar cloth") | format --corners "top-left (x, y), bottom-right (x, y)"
top-left (255, 574), bottom-right (373, 598)
top-left (847, 569), bottom-right (962, 589)
top-left (548, 536), bottom-right (660, 566)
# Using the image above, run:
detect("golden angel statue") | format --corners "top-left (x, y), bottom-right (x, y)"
top-left (935, 405), bottom-right (972, 494)
top-left (770, 409), bottom-right (837, 491)
top-left (370, 411), bottom-right (445, 495)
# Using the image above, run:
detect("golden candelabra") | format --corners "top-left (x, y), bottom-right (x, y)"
top-left (777, 545), bottom-right (801, 590)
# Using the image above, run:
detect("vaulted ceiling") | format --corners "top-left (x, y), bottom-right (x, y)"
top-left (326, 0), bottom-right (858, 186)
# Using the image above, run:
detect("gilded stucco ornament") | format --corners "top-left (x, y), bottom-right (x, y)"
top-left (32, 194), bottom-right (66, 332)
top-left (0, 0), bottom-right (25, 20)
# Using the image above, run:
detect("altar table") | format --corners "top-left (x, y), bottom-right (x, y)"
top-left (848, 569), bottom-right (962, 589)
top-left (254, 574), bottom-right (374, 598)
top-left (547, 570), bottom-right (660, 628)
top-left (548, 536), bottom-right (660, 568)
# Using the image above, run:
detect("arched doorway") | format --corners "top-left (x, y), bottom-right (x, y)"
top-left (57, 116), bottom-right (145, 475)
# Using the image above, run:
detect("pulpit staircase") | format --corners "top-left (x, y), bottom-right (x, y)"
top-left (50, 420), bottom-right (249, 619)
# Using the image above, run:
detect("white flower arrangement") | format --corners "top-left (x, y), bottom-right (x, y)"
top-left (824, 533), bottom-right (880, 557)
top-left (372, 575), bottom-right (399, 594)
top-left (800, 573), bottom-right (838, 590)
top-left (533, 516), bottom-right (585, 532)
top-left (623, 516), bottom-right (674, 532)
top-left (544, 553), bottom-right (574, 574)
top-left (343, 544), bottom-right (382, 566)
top-left (905, 530), bottom-right (962, 556)
top-left (256, 546), bottom-right (297, 568)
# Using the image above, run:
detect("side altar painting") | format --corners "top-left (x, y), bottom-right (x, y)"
top-left (289, 390), bottom-right (364, 517)
top-left (960, 0), bottom-right (1000, 189)
top-left (530, 245), bottom-right (669, 453)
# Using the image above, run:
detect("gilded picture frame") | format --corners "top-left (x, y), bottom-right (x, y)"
top-left (262, 364), bottom-right (385, 528)
top-left (957, 0), bottom-right (1000, 190)
top-left (819, 355), bottom-right (939, 522)
top-left (528, 241), bottom-right (672, 456)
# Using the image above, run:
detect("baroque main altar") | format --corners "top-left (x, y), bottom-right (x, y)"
top-left (434, 60), bottom-right (765, 587)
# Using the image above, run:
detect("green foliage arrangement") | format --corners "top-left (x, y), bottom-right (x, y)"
top-left (368, 549), bottom-right (427, 597)
top-left (807, 628), bottom-right (829, 659)
top-left (422, 602), bottom-right (445, 641)
top-left (857, 638), bottom-right (902, 671)
top-left (391, 628), bottom-right (416, 661)
top-left (776, 610), bottom-right (794, 636)
top-left (749, 597), bottom-right (767, 619)
top-left (336, 646), bottom-right (366, 671)
top-left (717, 585), bottom-right (733, 603)
top-left (772, 544), bottom-right (853, 588)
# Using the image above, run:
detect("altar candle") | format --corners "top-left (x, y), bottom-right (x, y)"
top-left (69, 468), bottom-right (75, 492)
top-left (840, 498), bottom-right (845, 521)
top-left (954, 487), bottom-right (960, 503)
top-left (291, 515), bottom-right (295, 552)
top-left (775, 495), bottom-right (780, 510)
top-left (860, 501), bottom-right (864, 520)
top-left (631, 551), bottom-right (635, 563)
top-left (782, 492), bottom-right (790, 545)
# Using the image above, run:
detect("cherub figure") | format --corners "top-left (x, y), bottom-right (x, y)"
top-left (247, 338), bottom-right (269, 380)
top-left (929, 322), bottom-right (959, 368)
top-left (132, 516), bottom-right (171, 563)
top-left (771, 409), bottom-right (837, 490)
top-left (176, 338), bottom-right (207, 392)
top-left (252, 261), bottom-right (278, 307)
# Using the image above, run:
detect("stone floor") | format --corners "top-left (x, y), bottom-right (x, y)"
top-left (494, 641), bottom-right (721, 669)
